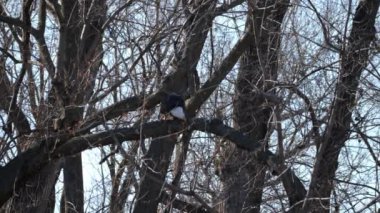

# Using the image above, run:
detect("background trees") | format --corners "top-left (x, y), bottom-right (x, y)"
top-left (0, 0), bottom-right (379, 212)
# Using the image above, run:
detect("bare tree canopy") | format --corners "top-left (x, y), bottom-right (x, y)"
top-left (0, 0), bottom-right (379, 212)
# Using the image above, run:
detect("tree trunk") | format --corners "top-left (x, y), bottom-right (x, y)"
top-left (133, 137), bottom-right (177, 213)
top-left (6, 162), bottom-right (61, 213)
top-left (62, 154), bottom-right (84, 213)
top-left (133, 1), bottom-right (215, 212)
top-left (5, 0), bottom-right (106, 212)
top-left (58, 1), bottom-right (106, 212)
top-left (220, 0), bottom-right (289, 212)
top-left (302, 0), bottom-right (380, 212)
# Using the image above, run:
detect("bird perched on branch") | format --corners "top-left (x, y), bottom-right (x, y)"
top-left (160, 93), bottom-right (187, 121)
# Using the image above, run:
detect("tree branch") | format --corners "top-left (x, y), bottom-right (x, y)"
top-left (161, 192), bottom-right (209, 213)
top-left (186, 32), bottom-right (252, 116)
top-left (0, 118), bottom-right (304, 206)
top-left (0, 4), bottom-right (39, 38)
top-left (214, 0), bottom-right (245, 17)
top-left (303, 0), bottom-right (380, 211)
top-left (4, 0), bottom-right (32, 135)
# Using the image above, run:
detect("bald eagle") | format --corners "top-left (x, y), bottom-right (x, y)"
top-left (160, 93), bottom-right (186, 120)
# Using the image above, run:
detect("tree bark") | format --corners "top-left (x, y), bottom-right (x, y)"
top-left (61, 154), bottom-right (84, 213)
top-left (302, 1), bottom-right (380, 212)
top-left (220, 1), bottom-right (289, 212)
top-left (5, 162), bottom-right (61, 213)
top-left (4, 0), bottom-right (106, 212)
top-left (133, 1), bottom-right (216, 212)
top-left (133, 137), bottom-right (177, 213)
top-left (3, 1), bottom-right (59, 212)
top-left (57, 1), bottom-right (106, 212)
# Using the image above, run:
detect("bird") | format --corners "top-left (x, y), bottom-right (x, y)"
top-left (160, 93), bottom-right (187, 121)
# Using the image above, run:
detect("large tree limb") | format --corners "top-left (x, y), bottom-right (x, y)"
top-left (0, 118), bottom-right (303, 206)
top-left (0, 3), bottom-right (40, 38)
top-left (5, 0), bottom-right (33, 136)
top-left (80, 28), bottom-right (254, 137)
top-left (303, 0), bottom-right (380, 212)
top-left (133, 2), bottom-right (218, 211)
top-left (160, 192), bottom-right (209, 213)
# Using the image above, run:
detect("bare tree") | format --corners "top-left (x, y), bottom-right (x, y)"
top-left (0, 0), bottom-right (379, 212)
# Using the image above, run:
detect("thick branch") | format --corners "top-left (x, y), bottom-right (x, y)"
top-left (304, 0), bottom-right (380, 211)
top-left (186, 33), bottom-right (252, 115)
top-left (214, 0), bottom-right (245, 16)
top-left (0, 5), bottom-right (40, 37)
top-left (78, 25), bottom-right (252, 138)
top-left (0, 118), bottom-right (304, 206)
top-left (160, 192), bottom-right (209, 213)
top-left (2, 0), bottom-right (32, 135)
